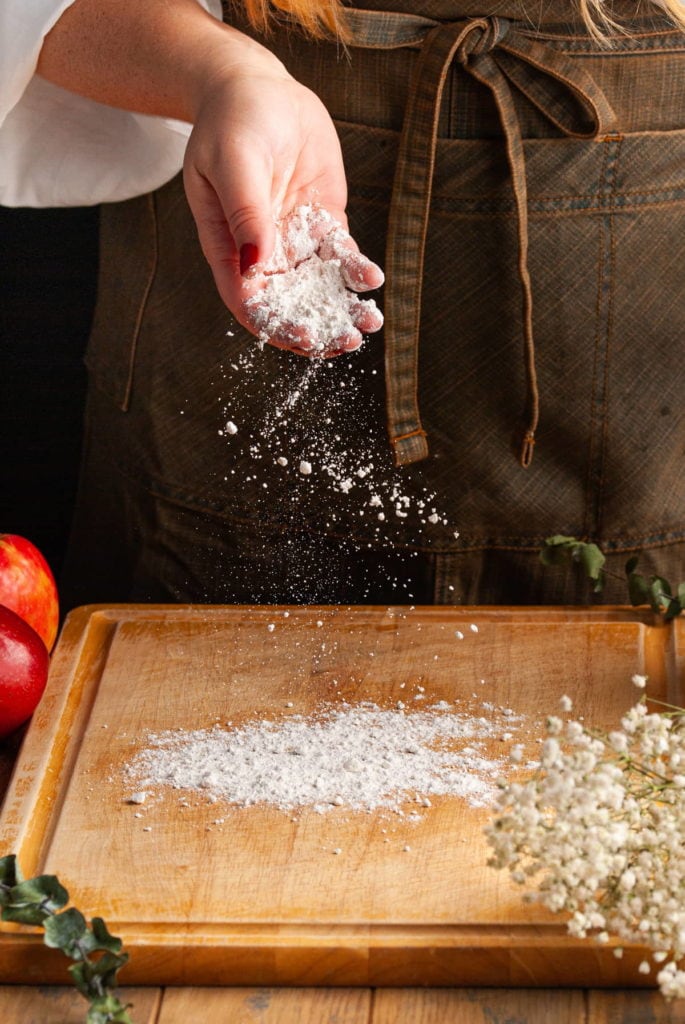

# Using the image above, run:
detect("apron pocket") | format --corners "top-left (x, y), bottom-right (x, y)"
top-left (85, 191), bottom-right (158, 411)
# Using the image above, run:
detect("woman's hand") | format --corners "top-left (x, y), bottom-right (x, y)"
top-left (183, 49), bottom-right (384, 356)
top-left (36, 0), bottom-right (382, 354)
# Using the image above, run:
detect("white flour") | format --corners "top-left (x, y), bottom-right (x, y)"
top-left (245, 205), bottom-right (382, 356)
top-left (125, 700), bottom-right (521, 815)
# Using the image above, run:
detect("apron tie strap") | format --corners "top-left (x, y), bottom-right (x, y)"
top-left (368, 12), bottom-right (616, 466)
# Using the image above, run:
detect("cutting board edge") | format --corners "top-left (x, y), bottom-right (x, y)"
top-left (0, 924), bottom-right (657, 988)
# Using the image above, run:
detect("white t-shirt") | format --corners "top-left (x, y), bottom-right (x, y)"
top-left (0, 0), bottom-right (222, 207)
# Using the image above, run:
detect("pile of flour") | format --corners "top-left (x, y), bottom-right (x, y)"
top-left (244, 205), bottom-right (382, 356)
top-left (125, 700), bottom-right (521, 815)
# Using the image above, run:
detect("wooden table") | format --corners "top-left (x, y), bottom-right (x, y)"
top-left (0, 981), bottom-right (684, 1022)
top-left (1, 606), bottom-right (685, 1022)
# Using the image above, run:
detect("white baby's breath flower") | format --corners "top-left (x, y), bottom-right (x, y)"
top-left (631, 673), bottom-right (648, 689)
top-left (657, 962), bottom-right (685, 999)
top-left (608, 731), bottom-right (629, 754)
top-left (546, 715), bottom-right (563, 736)
top-left (485, 682), bottom-right (685, 1000)
top-left (559, 695), bottom-right (573, 712)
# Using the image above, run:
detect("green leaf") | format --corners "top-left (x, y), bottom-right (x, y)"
top-left (624, 555), bottom-right (640, 575)
top-left (69, 951), bottom-right (129, 999)
top-left (0, 857), bottom-right (133, 1021)
top-left (44, 907), bottom-right (88, 958)
top-left (627, 571), bottom-right (651, 608)
top-left (540, 536), bottom-right (605, 589)
top-left (91, 951), bottom-right (129, 990)
top-left (0, 855), bottom-right (22, 890)
top-left (86, 994), bottom-right (134, 1024)
top-left (2, 875), bottom-right (69, 925)
top-left (88, 917), bottom-right (124, 955)
top-left (678, 582), bottom-right (685, 607)
top-left (649, 577), bottom-right (672, 614)
top-left (10, 875), bottom-right (68, 908)
top-left (663, 597), bottom-right (682, 623)
top-left (539, 536), bottom-right (580, 567)
top-left (68, 960), bottom-right (94, 998)
top-left (577, 543), bottom-right (606, 588)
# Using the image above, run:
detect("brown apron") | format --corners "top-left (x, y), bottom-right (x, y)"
top-left (62, 2), bottom-right (685, 608)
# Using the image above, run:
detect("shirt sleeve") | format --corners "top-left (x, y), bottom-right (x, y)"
top-left (0, 0), bottom-right (223, 208)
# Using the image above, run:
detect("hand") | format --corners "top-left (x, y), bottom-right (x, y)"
top-left (183, 48), bottom-right (384, 356)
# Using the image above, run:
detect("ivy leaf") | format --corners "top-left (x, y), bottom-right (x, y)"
top-left (627, 570), bottom-right (651, 608)
top-left (649, 577), bottom-right (673, 615)
top-left (87, 917), bottom-right (124, 955)
top-left (69, 951), bottom-right (129, 999)
top-left (576, 544), bottom-right (606, 591)
top-left (2, 857), bottom-right (133, 1021)
top-left (86, 994), bottom-right (134, 1024)
top-left (44, 907), bottom-right (88, 958)
top-left (663, 598), bottom-right (683, 623)
top-left (91, 950), bottom-right (130, 990)
top-left (68, 959), bottom-right (95, 998)
top-left (0, 855), bottom-right (22, 891)
top-left (540, 536), bottom-right (605, 591)
top-left (539, 535), bottom-right (580, 567)
top-left (3, 876), bottom-right (69, 925)
top-left (678, 582), bottom-right (685, 607)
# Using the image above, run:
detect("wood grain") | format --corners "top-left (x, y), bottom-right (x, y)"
top-left (0, 986), bottom-right (160, 1023)
top-left (373, 987), bottom-right (586, 1023)
top-left (588, 989), bottom-right (685, 1022)
top-left (158, 986), bottom-right (370, 1023)
top-left (0, 605), bottom-right (671, 986)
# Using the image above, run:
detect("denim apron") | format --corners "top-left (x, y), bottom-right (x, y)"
top-left (62, 2), bottom-right (685, 608)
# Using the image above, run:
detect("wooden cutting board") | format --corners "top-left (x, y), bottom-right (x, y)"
top-left (0, 604), bottom-right (678, 987)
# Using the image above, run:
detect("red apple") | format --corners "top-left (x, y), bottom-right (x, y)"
top-left (0, 534), bottom-right (59, 652)
top-left (0, 604), bottom-right (50, 738)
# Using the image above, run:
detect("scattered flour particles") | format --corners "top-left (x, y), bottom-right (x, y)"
top-left (125, 700), bottom-right (523, 815)
top-left (209, 201), bottom-right (461, 602)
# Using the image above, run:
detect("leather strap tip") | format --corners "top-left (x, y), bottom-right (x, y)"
top-left (391, 430), bottom-right (430, 466)
top-left (519, 430), bottom-right (536, 468)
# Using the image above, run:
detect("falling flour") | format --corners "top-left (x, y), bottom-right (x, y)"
top-left (212, 206), bottom-right (460, 602)
top-left (125, 701), bottom-right (522, 815)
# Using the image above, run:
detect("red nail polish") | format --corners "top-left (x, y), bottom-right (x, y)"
top-left (239, 243), bottom-right (260, 277)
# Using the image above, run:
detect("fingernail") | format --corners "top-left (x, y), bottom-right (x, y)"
top-left (240, 243), bottom-right (260, 277)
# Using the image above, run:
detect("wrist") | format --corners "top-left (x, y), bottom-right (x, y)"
top-left (185, 24), bottom-right (291, 122)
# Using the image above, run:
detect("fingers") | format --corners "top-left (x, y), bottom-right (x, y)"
top-left (349, 297), bottom-right (384, 334)
top-left (317, 224), bottom-right (385, 292)
top-left (261, 325), bottom-right (365, 358)
top-left (237, 203), bottom-right (385, 358)
top-left (183, 138), bottom-right (278, 312)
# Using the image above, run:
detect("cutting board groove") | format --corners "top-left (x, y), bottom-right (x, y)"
top-left (0, 604), bottom-right (674, 987)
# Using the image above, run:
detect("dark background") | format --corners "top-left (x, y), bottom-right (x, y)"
top-left (0, 205), bottom-right (99, 580)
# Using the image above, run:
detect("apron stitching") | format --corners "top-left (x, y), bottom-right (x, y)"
top-left (121, 192), bottom-right (158, 413)
top-left (583, 134), bottom-right (621, 537)
top-left (595, 135), bottom-right (622, 538)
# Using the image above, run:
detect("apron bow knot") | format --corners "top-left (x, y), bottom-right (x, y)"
top-left (346, 9), bottom-right (617, 467)
top-left (454, 16), bottom-right (510, 62)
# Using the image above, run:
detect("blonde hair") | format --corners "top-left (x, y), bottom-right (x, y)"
top-left (579, 0), bottom-right (685, 42)
top-left (237, 0), bottom-right (685, 43)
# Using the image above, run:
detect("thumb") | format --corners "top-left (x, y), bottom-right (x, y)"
top-left (183, 151), bottom-right (277, 317)
top-left (219, 149), bottom-right (278, 277)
